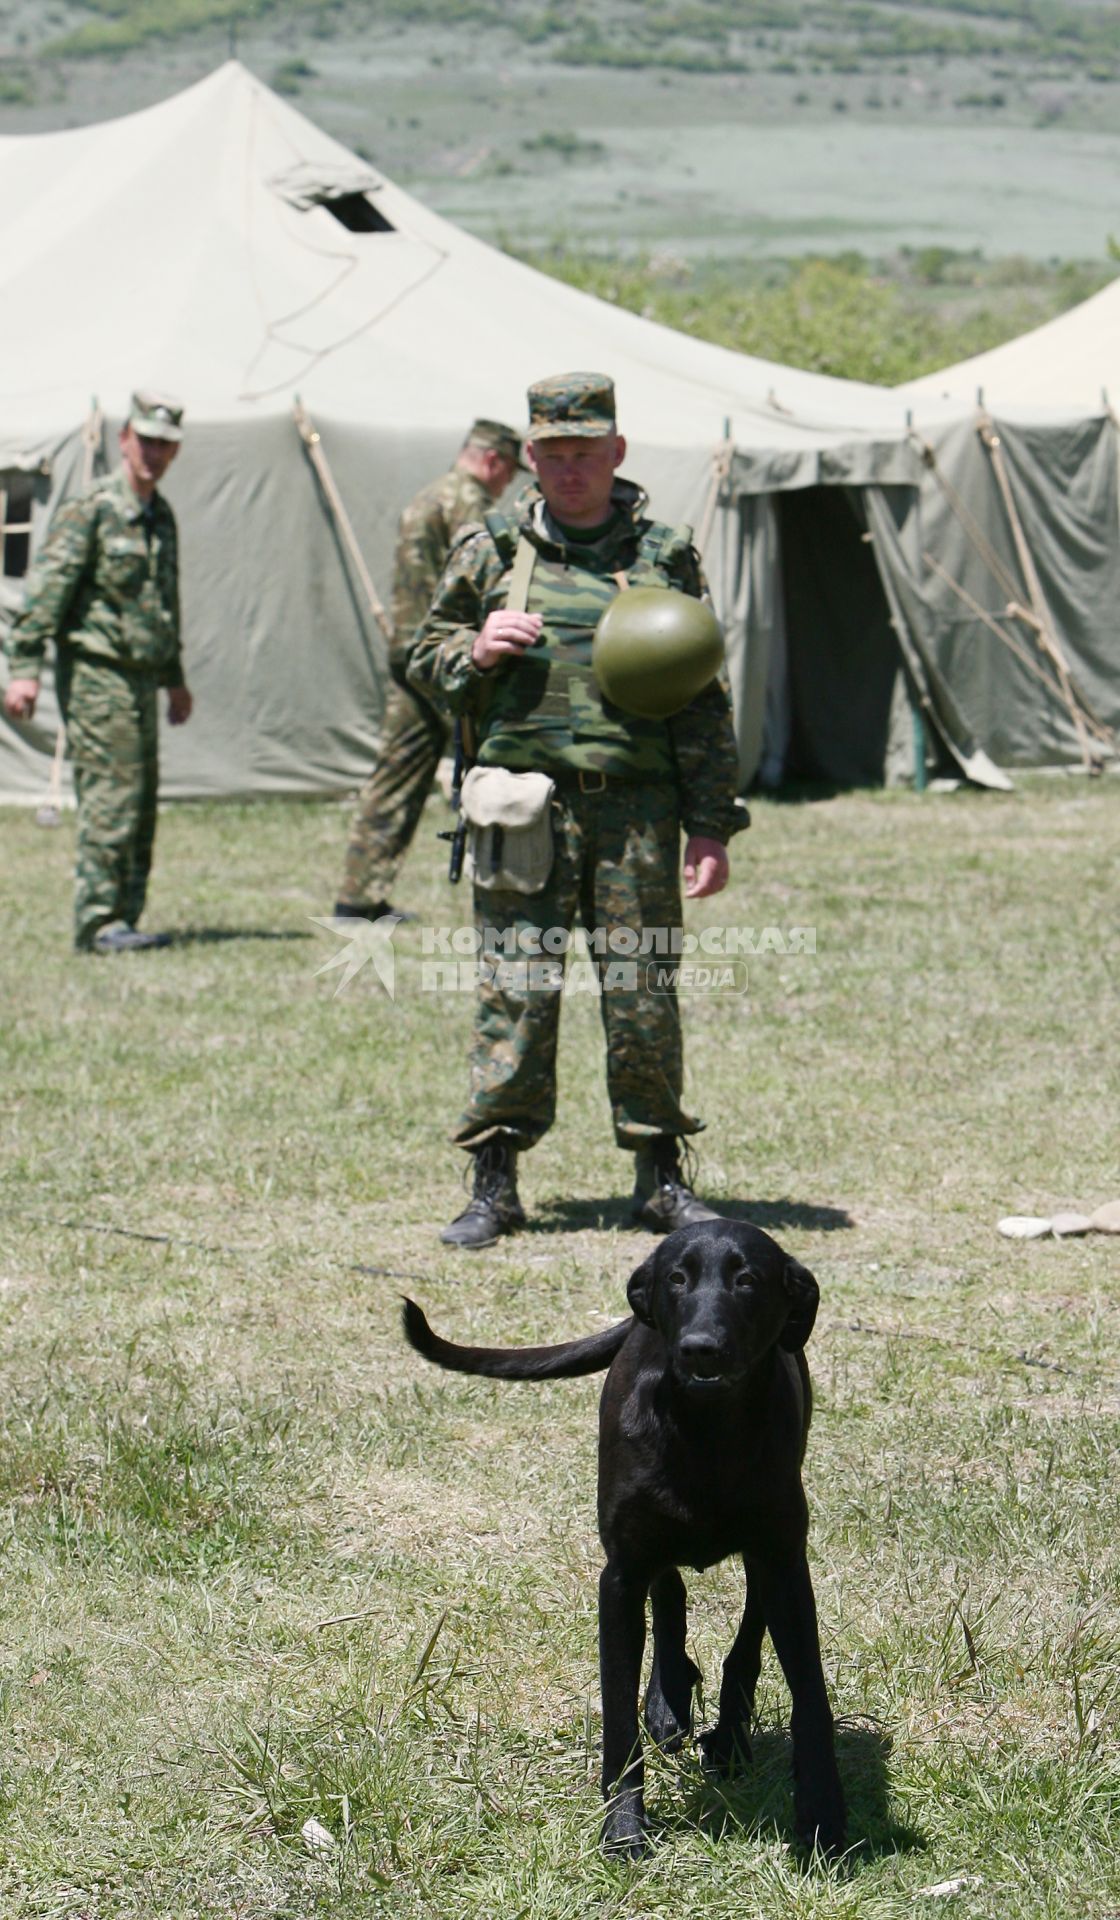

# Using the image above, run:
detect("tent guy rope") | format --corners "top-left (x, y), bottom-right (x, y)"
top-left (977, 414), bottom-right (1105, 770)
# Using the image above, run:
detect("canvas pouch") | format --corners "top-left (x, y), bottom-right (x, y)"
top-left (460, 766), bottom-right (555, 893)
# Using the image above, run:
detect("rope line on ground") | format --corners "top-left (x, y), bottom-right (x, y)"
top-left (10, 1210), bottom-right (436, 1286)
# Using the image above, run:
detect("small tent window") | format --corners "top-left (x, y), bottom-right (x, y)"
top-left (320, 191), bottom-right (394, 233)
top-left (0, 473), bottom-right (34, 579)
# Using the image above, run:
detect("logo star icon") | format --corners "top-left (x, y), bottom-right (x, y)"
top-left (309, 914), bottom-right (400, 998)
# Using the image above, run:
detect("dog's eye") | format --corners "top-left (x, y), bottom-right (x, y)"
top-left (668, 1268), bottom-right (687, 1288)
top-left (732, 1268), bottom-right (754, 1289)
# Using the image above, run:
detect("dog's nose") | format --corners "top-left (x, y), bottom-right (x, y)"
top-left (677, 1334), bottom-right (727, 1380)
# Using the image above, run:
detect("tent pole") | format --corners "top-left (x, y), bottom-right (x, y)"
top-left (81, 397), bottom-right (103, 487)
top-left (695, 425), bottom-right (735, 557)
top-left (910, 695), bottom-right (927, 793)
top-left (293, 398), bottom-right (393, 664)
top-left (37, 397), bottom-right (104, 829)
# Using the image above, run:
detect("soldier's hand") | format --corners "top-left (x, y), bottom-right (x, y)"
top-left (683, 836), bottom-right (729, 899)
top-left (3, 678), bottom-right (39, 722)
top-left (473, 610), bottom-right (543, 670)
top-left (167, 685), bottom-right (193, 726)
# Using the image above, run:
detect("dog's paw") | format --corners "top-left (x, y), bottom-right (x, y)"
top-left (643, 1696), bottom-right (691, 1753)
top-left (601, 1803), bottom-right (652, 1860)
top-left (698, 1722), bottom-right (753, 1776)
top-left (794, 1792), bottom-right (847, 1863)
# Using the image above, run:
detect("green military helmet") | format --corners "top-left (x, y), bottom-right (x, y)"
top-left (592, 587), bottom-right (725, 720)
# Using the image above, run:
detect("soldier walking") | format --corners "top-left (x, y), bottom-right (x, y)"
top-left (407, 373), bottom-right (746, 1248)
top-left (3, 392), bottom-right (191, 952)
top-left (333, 419), bottom-right (523, 920)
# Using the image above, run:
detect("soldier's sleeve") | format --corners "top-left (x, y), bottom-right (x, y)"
top-left (390, 497), bottom-right (452, 645)
top-left (156, 507), bottom-right (184, 688)
top-left (6, 494), bottom-right (97, 681)
top-left (667, 545), bottom-right (747, 845)
top-left (404, 527), bottom-right (500, 718)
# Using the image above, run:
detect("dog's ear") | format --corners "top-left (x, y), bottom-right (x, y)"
top-left (626, 1250), bottom-right (659, 1327)
top-left (779, 1257), bottom-right (819, 1350)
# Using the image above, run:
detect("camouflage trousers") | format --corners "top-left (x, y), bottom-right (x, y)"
top-left (451, 779), bottom-right (702, 1153)
top-left (56, 651), bottom-right (160, 950)
top-left (337, 674), bottom-right (447, 908)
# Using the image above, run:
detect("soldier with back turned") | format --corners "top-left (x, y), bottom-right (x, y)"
top-left (333, 418), bottom-right (523, 920)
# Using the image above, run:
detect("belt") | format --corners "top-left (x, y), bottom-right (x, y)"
top-left (551, 767), bottom-right (649, 794)
top-left (65, 645), bottom-right (159, 681)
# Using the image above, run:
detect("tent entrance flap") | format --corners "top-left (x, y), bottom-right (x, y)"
top-left (773, 486), bottom-right (901, 786)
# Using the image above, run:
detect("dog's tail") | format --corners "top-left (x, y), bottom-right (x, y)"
top-left (402, 1298), bottom-right (632, 1381)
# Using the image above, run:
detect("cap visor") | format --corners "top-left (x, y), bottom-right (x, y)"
top-left (130, 417), bottom-right (182, 442)
top-left (526, 422), bottom-right (613, 442)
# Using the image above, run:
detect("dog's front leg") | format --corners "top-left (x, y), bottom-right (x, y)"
top-left (644, 1567), bottom-right (699, 1751)
top-left (754, 1552), bottom-right (846, 1858)
top-left (701, 1555), bottom-right (765, 1773)
top-left (599, 1559), bottom-right (650, 1857)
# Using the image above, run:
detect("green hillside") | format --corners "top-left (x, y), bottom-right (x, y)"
top-left (30, 0), bottom-right (1120, 71)
top-left (1, 0), bottom-right (1117, 381)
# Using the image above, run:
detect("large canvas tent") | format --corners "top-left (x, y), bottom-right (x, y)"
top-left (883, 289), bottom-right (1120, 779)
top-left (713, 287), bottom-right (1120, 788)
top-left (0, 61), bottom-right (1113, 807)
top-left (719, 290), bottom-right (1120, 790)
top-left (0, 60), bottom-right (945, 808)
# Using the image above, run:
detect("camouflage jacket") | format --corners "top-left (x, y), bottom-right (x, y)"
top-left (7, 468), bottom-right (182, 686)
top-left (406, 479), bottom-right (744, 845)
top-left (390, 464), bottom-right (493, 661)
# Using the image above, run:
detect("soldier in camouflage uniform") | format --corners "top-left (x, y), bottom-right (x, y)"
top-left (4, 392), bottom-right (191, 952)
top-left (407, 372), bottom-right (745, 1248)
top-left (334, 418), bottom-right (523, 919)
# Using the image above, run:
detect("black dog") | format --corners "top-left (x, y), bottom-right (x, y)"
top-left (402, 1218), bottom-right (845, 1859)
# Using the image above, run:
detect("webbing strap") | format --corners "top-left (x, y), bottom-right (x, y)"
top-left (505, 535), bottom-right (537, 612)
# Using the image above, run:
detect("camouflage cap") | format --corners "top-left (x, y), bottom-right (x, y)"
top-left (526, 372), bottom-right (616, 441)
top-left (128, 390), bottom-right (184, 442)
top-left (466, 418), bottom-right (524, 466)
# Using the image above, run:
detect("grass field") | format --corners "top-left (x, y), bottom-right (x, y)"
top-left (1, 777), bottom-right (1118, 1916)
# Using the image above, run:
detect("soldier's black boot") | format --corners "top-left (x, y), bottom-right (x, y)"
top-left (333, 899), bottom-right (417, 924)
top-left (441, 1136), bottom-right (526, 1249)
top-left (631, 1135), bottom-right (722, 1234)
top-left (91, 921), bottom-right (172, 953)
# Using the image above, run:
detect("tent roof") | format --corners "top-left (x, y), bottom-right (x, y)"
top-left (902, 272), bottom-right (1120, 420)
top-left (0, 61), bottom-right (912, 470)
